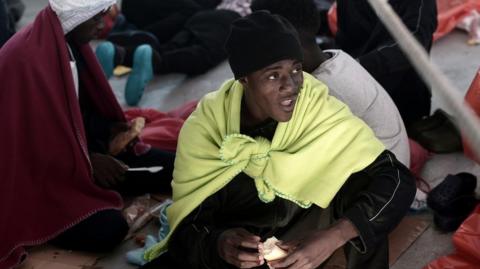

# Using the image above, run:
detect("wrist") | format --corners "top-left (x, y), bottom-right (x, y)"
top-left (330, 218), bottom-right (359, 247)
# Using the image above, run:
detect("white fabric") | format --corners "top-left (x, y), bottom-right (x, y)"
top-left (49, 0), bottom-right (115, 34)
top-left (312, 50), bottom-right (410, 166)
top-left (70, 60), bottom-right (79, 98)
top-left (217, 0), bottom-right (251, 17)
top-left (66, 44), bottom-right (79, 98)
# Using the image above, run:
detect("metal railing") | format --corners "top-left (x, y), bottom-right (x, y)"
top-left (367, 0), bottom-right (480, 159)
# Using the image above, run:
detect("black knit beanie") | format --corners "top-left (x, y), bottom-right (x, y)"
top-left (225, 11), bottom-right (304, 79)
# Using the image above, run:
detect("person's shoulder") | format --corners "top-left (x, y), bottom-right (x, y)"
top-left (314, 50), bottom-right (365, 83)
top-left (313, 49), bottom-right (354, 73)
top-left (303, 72), bottom-right (330, 96)
top-left (188, 78), bottom-right (237, 121)
top-left (200, 79), bottom-right (237, 104)
top-left (323, 50), bottom-right (379, 83)
top-left (326, 49), bottom-right (356, 64)
top-left (0, 32), bottom-right (32, 67)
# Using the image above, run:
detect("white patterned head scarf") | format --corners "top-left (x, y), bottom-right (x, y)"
top-left (49, 0), bottom-right (116, 34)
top-left (217, 0), bottom-right (252, 17)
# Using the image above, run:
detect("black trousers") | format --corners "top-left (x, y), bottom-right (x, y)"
top-left (140, 219), bottom-right (388, 269)
top-left (140, 224), bottom-right (388, 269)
top-left (50, 147), bottom-right (175, 252)
top-left (0, 0), bottom-right (14, 48)
top-left (121, 0), bottom-right (202, 43)
top-left (140, 151), bottom-right (414, 269)
top-left (331, 174), bottom-right (390, 269)
top-left (119, 9), bottom-right (239, 76)
top-left (153, 10), bottom-right (240, 76)
top-left (49, 209), bottom-right (129, 252)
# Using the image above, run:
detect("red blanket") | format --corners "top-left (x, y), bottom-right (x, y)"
top-left (463, 68), bottom-right (480, 163)
top-left (0, 7), bottom-right (124, 268)
top-left (424, 205), bottom-right (480, 269)
top-left (125, 100), bottom-right (198, 152)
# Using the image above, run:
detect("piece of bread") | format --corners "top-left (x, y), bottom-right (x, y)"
top-left (262, 236), bottom-right (288, 261)
top-left (113, 65), bottom-right (132, 77)
top-left (109, 117), bottom-right (146, 155)
top-left (130, 117), bottom-right (146, 135)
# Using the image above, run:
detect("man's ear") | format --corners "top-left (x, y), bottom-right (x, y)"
top-left (239, 77), bottom-right (248, 86)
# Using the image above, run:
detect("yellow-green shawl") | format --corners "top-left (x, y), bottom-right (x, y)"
top-left (145, 72), bottom-right (385, 260)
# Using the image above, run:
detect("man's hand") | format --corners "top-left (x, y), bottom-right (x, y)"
top-left (90, 153), bottom-right (128, 188)
top-left (218, 228), bottom-right (265, 268)
top-left (110, 122), bottom-right (130, 138)
top-left (268, 219), bottom-right (358, 269)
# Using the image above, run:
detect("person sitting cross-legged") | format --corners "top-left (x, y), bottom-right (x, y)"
top-left (138, 11), bottom-right (416, 269)
top-left (0, 1), bottom-right (175, 268)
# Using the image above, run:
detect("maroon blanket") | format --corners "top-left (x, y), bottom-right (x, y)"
top-left (0, 7), bottom-right (125, 268)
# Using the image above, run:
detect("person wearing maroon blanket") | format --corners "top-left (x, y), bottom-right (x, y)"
top-left (0, 1), bottom-right (175, 268)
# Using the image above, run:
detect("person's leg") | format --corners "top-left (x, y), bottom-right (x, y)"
top-left (331, 173), bottom-right (389, 269)
top-left (121, 0), bottom-right (201, 41)
top-left (95, 42), bottom-right (136, 79)
top-left (114, 45), bottom-right (135, 67)
top-left (343, 236), bottom-right (388, 269)
top-left (115, 147), bottom-right (175, 196)
top-left (143, 13), bottom-right (196, 43)
top-left (153, 44), bottom-right (215, 75)
top-left (106, 29), bottom-right (194, 73)
top-left (150, 10), bottom-right (240, 75)
top-left (50, 209), bottom-right (129, 252)
top-left (0, 0), bottom-right (14, 47)
top-left (277, 206), bottom-right (326, 242)
top-left (149, 20), bottom-right (223, 75)
top-left (104, 8), bottom-right (235, 77)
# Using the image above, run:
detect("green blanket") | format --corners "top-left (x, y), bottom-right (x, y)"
top-left (145, 72), bottom-right (385, 260)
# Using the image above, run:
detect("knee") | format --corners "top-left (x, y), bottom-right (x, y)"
top-left (90, 211), bottom-right (129, 252)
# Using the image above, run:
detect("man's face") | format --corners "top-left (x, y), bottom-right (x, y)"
top-left (241, 59), bottom-right (303, 124)
top-left (68, 9), bottom-right (107, 44)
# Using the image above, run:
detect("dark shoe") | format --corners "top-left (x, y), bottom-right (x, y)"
top-left (125, 45), bottom-right (154, 106)
top-left (433, 211), bottom-right (475, 232)
top-left (107, 30), bottom-right (160, 51)
top-left (428, 173), bottom-right (479, 232)
top-left (427, 173), bottom-right (477, 215)
top-left (408, 109), bottom-right (463, 153)
top-left (95, 41), bottom-right (115, 79)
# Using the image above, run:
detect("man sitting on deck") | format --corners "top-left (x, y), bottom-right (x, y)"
top-left (139, 11), bottom-right (416, 269)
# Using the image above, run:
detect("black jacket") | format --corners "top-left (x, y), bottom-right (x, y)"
top-left (336, 0), bottom-right (438, 128)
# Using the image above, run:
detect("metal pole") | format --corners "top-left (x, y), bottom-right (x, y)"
top-left (367, 0), bottom-right (480, 158)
